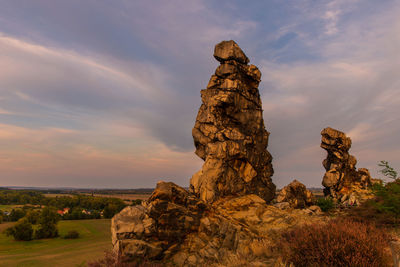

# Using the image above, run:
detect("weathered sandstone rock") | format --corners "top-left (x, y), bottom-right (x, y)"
top-left (190, 40), bottom-right (275, 203)
top-left (276, 180), bottom-right (314, 208)
top-left (321, 127), bottom-right (373, 204)
top-left (112, 41), bottom-right (326, 267)
top-left (111, 181), bottom-right (206, 261)
top-left (112, 182), bottom-right (325, 266)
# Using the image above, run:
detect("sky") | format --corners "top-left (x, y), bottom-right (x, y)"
top-left (0, 0), bottom-right (399, 189)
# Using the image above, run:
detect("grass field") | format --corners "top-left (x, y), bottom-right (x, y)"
top-left (0, 219), bottom-right (111, 267)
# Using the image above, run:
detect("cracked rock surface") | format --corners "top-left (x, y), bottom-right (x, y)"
top-left (321, 127), bottom-right (374, 204)
top-left (190, 40), bottom-right (276, 203)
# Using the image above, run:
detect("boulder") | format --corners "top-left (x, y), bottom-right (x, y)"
top-left (320, 127), bottom-right (373, 203)
top-left (276, 180), bottom-right (314, 208)
top-left (190, 40), bottom-right (275, 203)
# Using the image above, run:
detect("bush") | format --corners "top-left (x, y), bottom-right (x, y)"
top-left (280, 218), bottom-right (391, 267)
top-left (345, 199), bottom-right (398, 226)
top-left (5, 218), bottom-right (33, 241)
top-left (316, 197), bottom-right (334, 212)
top-left (64, 230), bottom-right (80, 239)
top-left (372, 180), bottom-right (400, 221)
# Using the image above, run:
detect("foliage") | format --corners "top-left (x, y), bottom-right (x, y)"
top-left (25, 209), bottom-right (41, 224)
top-left (103, 204), bottom-right (120, 219)
top-left (5, 218), bottom-right (34, 241)
top-left (378, 160), bottom-right (398, 180)
top-left (0, 190), bottom-right (45, 205)
top-left (280, 218), bottom-right (391, 267)
top-left (88, 250), bottom-right (162, 267)
top-left (0, 219), bottom-right (111, 266)
top-left (64, 230), bottom-right (80, 239)
top-left (34, 207), bottom-right (59, 239)
top-left (346, 201), bottom-right (400, 227)
top-left (371, 180), bottom-right (400, 221)
top-left (9, 208), bottom-right (26, 221)
top-left (316, 197), bottom-right (334, 212)
top-left (0, 189), bottom-right (126, 220)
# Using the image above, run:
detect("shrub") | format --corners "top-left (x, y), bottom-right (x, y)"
top-left (5, 218), bottom-right (33, 241)
top-left (280, 218), bottom-right (391, 267)
top-left (316, 197), bottom-right (334, 212)
top-left (345, 199), bottom-right (398, 226)
top-left (64, 230), bottom-right (80, 239)
top-left (371, 180), bottom-right (400, 221)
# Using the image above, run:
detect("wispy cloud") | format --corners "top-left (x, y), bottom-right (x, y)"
top-left (0, 0), bottom-right (399, 188)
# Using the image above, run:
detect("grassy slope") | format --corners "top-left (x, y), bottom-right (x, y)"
top-left (0, 219), bottom-right (111, 267)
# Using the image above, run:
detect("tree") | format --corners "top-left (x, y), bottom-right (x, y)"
top-left (34, 207), bottom-right (59, 239)
top-left (372, 161), bottom-right (400, 222)
top-left (103, 204), bottom-right (118, 218)
top-left (9, 208), bottom-right (26, 221)
top-left (25, 209), bottom-right (41, 224)
top-left (5, 218), bottom-right (33, 241)
top-left (378, 160), bottom-right (398, 181)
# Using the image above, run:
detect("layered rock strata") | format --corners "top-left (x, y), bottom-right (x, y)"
top-left (190, 40), bottom-right (275, 203)
top-left (321, 127), bottom-right (373, 204)
top-left (276, 180), bottom-right (314, 209)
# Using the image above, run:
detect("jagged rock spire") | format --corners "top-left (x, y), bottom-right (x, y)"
top-left (190, 40), bottom-right (276, 203)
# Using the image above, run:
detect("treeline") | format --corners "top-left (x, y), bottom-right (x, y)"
top-left (0, 190), bottom-right (45, 205)
top-left (0, 190), bottom-right (134, 221)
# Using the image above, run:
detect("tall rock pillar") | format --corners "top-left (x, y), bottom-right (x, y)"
top-left (190, 40), bottom-right (276, 203)
top-left (321, 127), bottom-right (373, 203)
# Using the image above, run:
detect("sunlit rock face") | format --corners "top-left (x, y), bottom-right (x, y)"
top-left (276, 179), bottom-right (315, 209)
top-left (321, 127), bottom-right (373, 204)
top-left (111, 181), bottom-right (207, 261)
top-left (190, 40), bottom-right (276, 203)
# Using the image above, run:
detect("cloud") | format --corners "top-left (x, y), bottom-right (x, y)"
top-left (0, 0), bottom-right (399, 188)
top-left (260, 1), bottom-right (400, 187)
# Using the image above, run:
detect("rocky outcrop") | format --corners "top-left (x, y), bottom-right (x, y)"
top-left (321, 127), bottom-right (373, 204)
top-left (190, 40), bottom-right (275, 203)
top-left (111, 181), bottom-right (207, 261)
top-left (112, 182), bottom-right (325, 266)
top-left (276, 180), bottom-right (314, 209)
top-left (112, 41), bottom-right (328, 266)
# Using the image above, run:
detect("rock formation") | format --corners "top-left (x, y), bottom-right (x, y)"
top-left (276, 180), bottom-right (314, 209)
top-left (112, 182), bottom-right (324, 266)
top-left (321, 127), bottom-right (373, 204)
top-left (111, 182), bottom-right (207, 261)
top-left (190, 40), bottom-right (275, 203)
top-left (111, 41), bottom-right (325, 267)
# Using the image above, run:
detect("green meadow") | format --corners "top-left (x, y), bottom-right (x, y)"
top-left (0, 219), bottom-right (111, 267)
